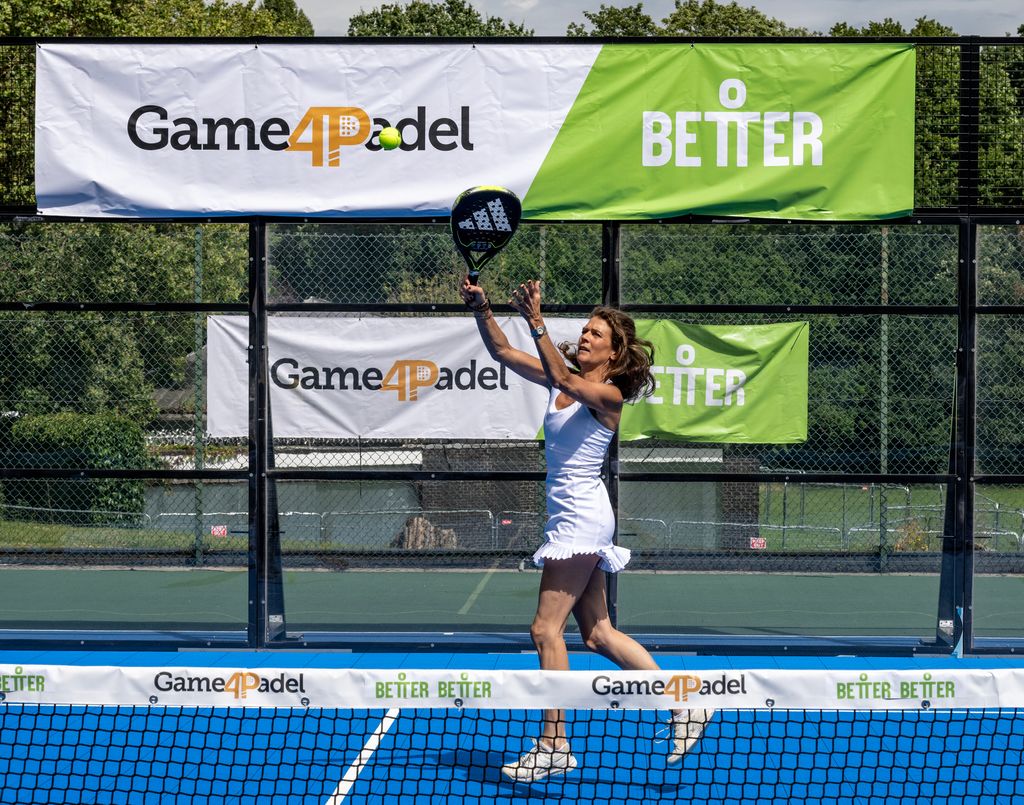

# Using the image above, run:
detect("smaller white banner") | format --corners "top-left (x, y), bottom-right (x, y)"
top-left (207, 315), bottom-right (585, 439)
top-left (3, 665), bottom-right (1022, 711)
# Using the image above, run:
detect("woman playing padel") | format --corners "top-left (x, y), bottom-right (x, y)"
top-left (460, 275), bottom-right (713, 782)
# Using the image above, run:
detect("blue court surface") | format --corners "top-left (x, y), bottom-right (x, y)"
top-left (2, 652), bottom-right (1023, 804)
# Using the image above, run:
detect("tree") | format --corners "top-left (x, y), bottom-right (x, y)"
top-left (829, 16), bottom-right (955, 38)
top-left (262, 0), bottom-right (313, 35)
top-left (347, 0), bottom-right (532, 37)
top-left (0, 0), bottom-right (140, 36)
top-left (0, 0), bottom-right (312, 36)
top-left (566, 0), bottom-right (810, 37)
top-left (566, 3), bottom-right (659, 37)
top-left (0, 222), bottom-right (248, 423)
top-left (661, 0), bottom-right (809, 36)
top-left (119, 0), bottom-right (314, 36)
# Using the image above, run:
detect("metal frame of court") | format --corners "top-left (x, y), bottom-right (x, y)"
top-left (1, 35), bottom-right (1023, 656)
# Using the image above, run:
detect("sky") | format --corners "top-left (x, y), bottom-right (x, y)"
top-left (296, 0), bottom-right (1023, 37)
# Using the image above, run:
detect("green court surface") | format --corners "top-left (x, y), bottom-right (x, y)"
top-left (0, 567), bottom-right (1020, 638)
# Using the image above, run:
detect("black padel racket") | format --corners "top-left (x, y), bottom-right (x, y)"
top-left (450, 186), bottom-right (522, 284)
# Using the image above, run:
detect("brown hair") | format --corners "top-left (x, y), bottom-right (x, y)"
top-left (558, 306), bottom-right (656, 402)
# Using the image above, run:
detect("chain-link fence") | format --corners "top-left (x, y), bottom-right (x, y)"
top-left (0, 218), bottom-right (1023, 641)
top-left (0, 218), bottom-right (1021, 642)
top-left (1, 38), bottom-right (1023, 647)
top-left (268, 223), bottom-right (603, 306)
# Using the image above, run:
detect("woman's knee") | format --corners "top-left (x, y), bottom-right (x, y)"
top-left (530, 617), bottom-right (563, 649)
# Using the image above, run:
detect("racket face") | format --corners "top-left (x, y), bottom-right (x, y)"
top-left (450, 186), bottom-right (522, 275)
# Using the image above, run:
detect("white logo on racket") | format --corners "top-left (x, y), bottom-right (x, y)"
top-left (458, 200), bottom-right (512, 233)
top-left (487, 199), bottom-right (512, 231)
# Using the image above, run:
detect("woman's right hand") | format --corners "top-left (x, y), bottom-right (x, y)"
top-left (460, 274), bottom-right (487, 309)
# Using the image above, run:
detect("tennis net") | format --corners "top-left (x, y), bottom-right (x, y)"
top-left (2, 663), bottom-right (1023, 803)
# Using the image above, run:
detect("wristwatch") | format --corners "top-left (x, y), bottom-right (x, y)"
top-left (530, 324), bottom-right (547, 339)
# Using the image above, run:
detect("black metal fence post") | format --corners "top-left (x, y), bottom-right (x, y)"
top-left (247, 222), bottom-right (266, 647)
top-left (956, 218), bottom-right (979, 653)
top-left (956, 41), bottom-right (980, 653)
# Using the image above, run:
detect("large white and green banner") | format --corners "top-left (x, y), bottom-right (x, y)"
top-left (36, 43), bottom-right (913, 219)
top-left (207, 316), bottom-right (807, 444)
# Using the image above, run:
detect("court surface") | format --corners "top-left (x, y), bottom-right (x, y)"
top-left (2, 651), bottom-right (1022, 804)
top-left (1, 568), bottom-right (1022, 638)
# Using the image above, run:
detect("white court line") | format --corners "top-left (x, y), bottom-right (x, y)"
top-left (458, 567), bottom-right (497, 615)
top-left (324, 708), bottom-right (400, 805)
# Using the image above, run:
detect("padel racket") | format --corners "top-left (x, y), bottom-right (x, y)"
top-left (450, 186), bottom-right (521, 284)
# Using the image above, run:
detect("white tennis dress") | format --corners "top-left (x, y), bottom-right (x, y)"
top-left (532, 387), bottom-right (632, 573)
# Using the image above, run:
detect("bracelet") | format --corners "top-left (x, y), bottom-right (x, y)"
top-left (468, 299), bottom-right (491, 314)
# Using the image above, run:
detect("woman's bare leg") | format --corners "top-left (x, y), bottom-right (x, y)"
top-left (531, 554), bottom-right (603, 746)
top-left (571, 565), bottom-right (661, 671)
top-left (573, 566), bottom-right (713, 757)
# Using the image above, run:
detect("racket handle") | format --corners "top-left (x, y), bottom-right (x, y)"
top-left (468, 270), bottom-right (481, 286)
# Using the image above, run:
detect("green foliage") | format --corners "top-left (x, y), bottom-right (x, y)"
top-left (829, 17), bottom-right (956, 38)
top-left (5, 412), bottom-right (150, 524)
top-left (0, 310), bottom-right (157, 424)
top-left (913, 44), bottom-right (960, 208)
top-left (0, 44), bottom-right (33, 204)
top-left (617, 223), bottom-right (963, 473)
top-left (0, 222), bottom-right (247, 407)
top-left (119, 0), bottom-right (313, 36)
top-left (662, 0), bottom-right (809, 36)
top-left (567, 3), bottom-right (659, 37)
top-left (347, 0), bottom-right (532, 37)
top-left (980, 48), bottom-right (1024, 207)
top-left (0, 0), bottom-right (139, 36)
top-left (892, 518), bottom-right (932, 551)
top-left (268, 223), bottom-right (603, 307)
top-left (268, 223), bottom-right (442, 304)
top-left (565, 0), bottom-right (813, 37)
top-left (976, 227), bottom-right (1024, 472)
top-left (261, 0), bottom-right (313, 35)
top-left (0, 0), bottom-right (314, 36)
top-left (10, 412), bottom-right (149, 468)
top-left (0, 223), bottom-right (247, 305)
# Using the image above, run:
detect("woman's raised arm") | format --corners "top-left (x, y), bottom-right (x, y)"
top-left (460, 275), bottom-right (548, 386)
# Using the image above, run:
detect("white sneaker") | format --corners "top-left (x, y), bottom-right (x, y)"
top-left (501, 738), bottom-right (578, 782)
top-left (667, 709), bottom-right (714, 762)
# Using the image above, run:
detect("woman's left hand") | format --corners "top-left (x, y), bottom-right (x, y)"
top-left (509, 280), bottom-right (543, 325)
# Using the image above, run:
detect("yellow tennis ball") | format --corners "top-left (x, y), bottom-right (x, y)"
top-left (379, 127), bottom-right (402, 150)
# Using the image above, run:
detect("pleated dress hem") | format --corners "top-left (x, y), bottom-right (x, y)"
top-left (532, 541), bottom-right (632, 574)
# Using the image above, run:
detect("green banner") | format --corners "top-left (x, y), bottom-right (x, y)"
top-left (620, 320), bottom-right (809, 443)
top-left (523, 44), bottom-right (914, 221)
